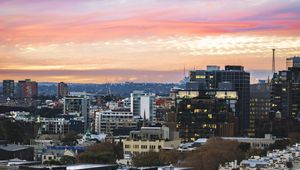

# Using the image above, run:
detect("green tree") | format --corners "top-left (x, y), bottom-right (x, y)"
top-left (181, 138), bottom-right (245, 170)
top-left (61, 131), bottom-right (80, 146)
top-left (43, 160), bottom-right (62, 165)
top-left (159, 150), bottom-right (182, 165)
top-left (288, 132), bottom-right (300, 145)
top-left (77, 142), bottom-right (121, 164)
top-left (268, 139), bottom-right (290, 150)
top-left (132, 151), bottom-right (164, 167)
top-left (0, 118), bottom-right (35, 144)
top-left (60, 155), bottom-right (76, 165)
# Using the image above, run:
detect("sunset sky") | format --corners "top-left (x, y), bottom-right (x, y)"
top-left (0, 0), bottom-right (300, 83)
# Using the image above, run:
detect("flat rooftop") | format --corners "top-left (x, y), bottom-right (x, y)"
top-left (0, 144), bottom-right (32, 152)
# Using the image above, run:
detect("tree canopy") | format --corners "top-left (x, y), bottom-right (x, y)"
top-left (77, 142), bottom-right (123, 164)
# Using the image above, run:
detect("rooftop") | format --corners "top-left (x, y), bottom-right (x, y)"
top-left (67, 164), bottom-right (117, 170)
top-left (0, 144), bottom-right (32, 152)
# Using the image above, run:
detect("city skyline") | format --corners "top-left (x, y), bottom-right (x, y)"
top-left (1, 0), bottom-right (300, 83)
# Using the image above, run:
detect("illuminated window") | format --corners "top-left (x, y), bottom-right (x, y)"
top-left (208, 114), bottom-right (213, 119)
top-left (187, 104), bottom-right (191, 109)
top-left (196, 75), bottom-right (206, 79)
top-left (194, 109), bottom-right (200, 113)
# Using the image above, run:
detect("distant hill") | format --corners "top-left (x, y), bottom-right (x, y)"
top-left (38, 82), bottom-right (178, 97)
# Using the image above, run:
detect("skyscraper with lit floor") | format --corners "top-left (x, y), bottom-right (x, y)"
top-left (185, 65), bottom-right (250, 135)
top-left (271, 57), bottom-right (300, 120)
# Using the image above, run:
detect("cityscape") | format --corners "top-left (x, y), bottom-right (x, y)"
top-left (1, 1), bottom-right (300, 170)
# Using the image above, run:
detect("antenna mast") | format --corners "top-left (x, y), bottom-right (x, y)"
top-left (272, 49), bottom-right (276, 74)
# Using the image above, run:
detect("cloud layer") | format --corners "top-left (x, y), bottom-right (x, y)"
top-left (0, 0), bottom-right (300, 83)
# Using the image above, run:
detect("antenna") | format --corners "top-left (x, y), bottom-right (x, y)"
top-left (272, 49), bottom-right (276, 74)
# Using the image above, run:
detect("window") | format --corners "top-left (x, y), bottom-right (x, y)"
top-left (208, 114), bottom-right (213, 119)
top-left (125, 145), bottom-right (130, 149)
top-left (150, 145), bottom-right (156, 149)
top-left (196, 75), bottom-right (205, 79)
top-left (141, 145), bottom-right (147, 149)
top-left (194, 109), bottom-right (200, 113)
top-left (134, 145), bottom-right (139, 149)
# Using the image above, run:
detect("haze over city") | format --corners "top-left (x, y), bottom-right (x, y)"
top-left (0, 0), bottom-right (300, 83)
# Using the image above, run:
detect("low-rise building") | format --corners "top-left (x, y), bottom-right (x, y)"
top-left (41, 149), bottom-right (76, 164)
top-left (222, 134), bottom-right (278, 149)
top-left (38, 117), bottom-right (69, 134)
top-left (123, 126), bottom-right (180, 157)
top-left (0, 144), bottom-right (34, 161)
top-left (220, 143), bottom-right (300, 170)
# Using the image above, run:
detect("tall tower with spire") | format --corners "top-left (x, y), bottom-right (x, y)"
top-left (272, 49), bottom-right (276, 74)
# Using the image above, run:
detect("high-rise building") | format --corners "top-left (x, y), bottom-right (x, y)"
top-left (286, 56), bottom-right (300, 69)
top-left (271, 61), bottom-right (300, 119)
top-left (186, 65), bottom-right (250, 134)
top-left (249, 80), bottom-right (271, 136)
top-left (3, 80), bottom-right (14, 98)
top-left (57, 82), bottom-right (69, 98)
top-left (64, 95), bottom-right (90, 131)
top-left (16, 79), bottom-right (38, 98)
top-left (175, 89), bottom-right (238, 142)
top-left (130, 91), bottom-right (156, 121)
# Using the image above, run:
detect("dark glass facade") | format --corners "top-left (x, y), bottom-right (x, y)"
top-left (175, 90), bottom-right (238, 142)
top-left (249, 82), bottom-right (271, 136)
top-left (186, 65), bottom-right (250, 134)
top-left (271, 67), bottom-right (300, 119)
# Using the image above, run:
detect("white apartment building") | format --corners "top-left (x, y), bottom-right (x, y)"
top-left (130, 91), bottom-right (156, 121)
top-left (95, 109), bottom-right (138, 135)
